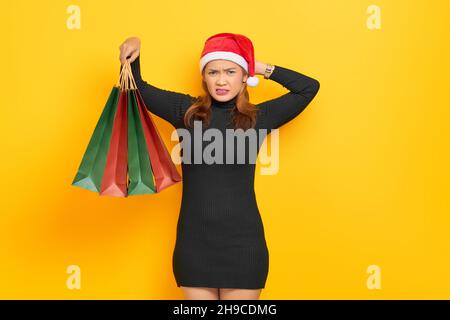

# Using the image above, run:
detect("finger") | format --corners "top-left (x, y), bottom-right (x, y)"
top-left (120, 49), bottom-right (133, 65)
top-left (129, 50), bottom-right (139, 63)
top-left (120, 52), bottom-right (129, 64)
top-left (123, 49), bottom-right (137, 64)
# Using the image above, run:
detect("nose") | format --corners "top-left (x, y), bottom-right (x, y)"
top-left (216, 73), bottom-right (227, 85)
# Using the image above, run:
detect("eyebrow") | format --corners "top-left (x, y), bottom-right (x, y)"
top-left (207, 67), bottom-right (237, 71)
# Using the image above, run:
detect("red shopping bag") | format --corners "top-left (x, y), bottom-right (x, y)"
top-left (134, 88), bottom-right (182, 192)
top-left (99, 89), bottom-right (128, 197)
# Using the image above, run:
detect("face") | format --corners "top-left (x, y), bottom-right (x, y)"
top-left (202, 59), bottom-right (248, 101)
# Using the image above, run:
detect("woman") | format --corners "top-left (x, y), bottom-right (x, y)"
top-left (119, 33), bottom-right (320, 300)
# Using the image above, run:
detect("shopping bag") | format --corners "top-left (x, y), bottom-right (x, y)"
top-left (127, 86), bottom-right (156, 195)
top-left (134, 85), bottom-right (182, 192)
top-left (72, 58), bottom-right (182, 197)
top-left (99, 87), bottom-right (129, 197)
top-left (99, 60), bottom-right (157, 197)
top-left (71, 86), bottom-right (120, 192)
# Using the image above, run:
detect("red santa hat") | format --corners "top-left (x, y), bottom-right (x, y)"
top-left (199, 32), bottom-right (259, 87)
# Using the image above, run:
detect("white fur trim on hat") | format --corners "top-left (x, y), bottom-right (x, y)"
top-left (246, 76), bottom-right (259, 87)
top-left (200, 51), bottom-right (248, 74)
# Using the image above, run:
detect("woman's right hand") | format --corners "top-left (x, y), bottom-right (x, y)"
top-left (119, 36), bottom-right (141, 65)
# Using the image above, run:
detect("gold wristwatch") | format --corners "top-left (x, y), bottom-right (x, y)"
top-left (264, 64), bottom-right (275, 79)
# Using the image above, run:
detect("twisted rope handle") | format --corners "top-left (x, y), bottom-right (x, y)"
top-left (118, 59), bottom-right (138, 91)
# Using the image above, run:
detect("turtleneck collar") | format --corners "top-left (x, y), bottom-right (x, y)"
top-left (211, 95), bottom-right (238, 109)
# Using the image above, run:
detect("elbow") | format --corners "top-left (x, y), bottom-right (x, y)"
top-left (297, 80), bottom-right (320, 114)
top-left (309, 79), bottom-right (320, 100)
top-left (312, 79), bottom-right (320, 94)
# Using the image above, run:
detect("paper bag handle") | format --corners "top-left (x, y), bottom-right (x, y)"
top-left (118, 60), bottom-right (138, 91)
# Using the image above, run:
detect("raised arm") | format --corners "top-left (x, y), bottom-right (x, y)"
top-left (119, 55), bottom-right (196, 127)
top-left (256, 65), bottom-right (320, 130)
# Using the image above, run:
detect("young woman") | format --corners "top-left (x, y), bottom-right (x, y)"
top-left (119, 33), bottom-right (320, 300)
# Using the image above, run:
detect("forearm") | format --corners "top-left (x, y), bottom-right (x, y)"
top-left (255, 60), bottom-right (274, 77)
top-left (256, 64), bottom-right (320, 130)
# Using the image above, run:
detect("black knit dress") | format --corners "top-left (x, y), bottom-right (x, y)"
top-left (127, 56), bottom-right (320, 289)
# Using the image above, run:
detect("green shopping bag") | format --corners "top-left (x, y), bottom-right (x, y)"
top-left (72, 86), bottom-right (120, 192)
top-left (127, 88), bottom-right (156, 195)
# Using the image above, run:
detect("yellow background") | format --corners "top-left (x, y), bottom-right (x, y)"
top-left (2, 0), bottom-right (449, 299)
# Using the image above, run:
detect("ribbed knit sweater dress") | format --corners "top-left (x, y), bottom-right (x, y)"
top-left (127, 55), bottom-right (320, 289)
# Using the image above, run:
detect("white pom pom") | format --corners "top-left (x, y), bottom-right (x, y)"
top-left (246, 76), bottom-right (259, 87)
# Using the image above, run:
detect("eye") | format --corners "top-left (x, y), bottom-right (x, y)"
top-left (208, 71), bottom-right (235, 75)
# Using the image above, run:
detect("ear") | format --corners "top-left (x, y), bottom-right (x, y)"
top-left (240, 66), bottom-right (248, 82)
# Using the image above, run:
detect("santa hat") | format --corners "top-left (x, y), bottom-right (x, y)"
top-left (199, 32), bottom-right (259, 87)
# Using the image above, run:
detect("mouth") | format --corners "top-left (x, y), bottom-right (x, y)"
top-left (216, 89), bottom-right (229, 95)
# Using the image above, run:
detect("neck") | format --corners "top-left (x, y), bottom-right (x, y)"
top-left (212, 95), bottom-right (238, 108)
